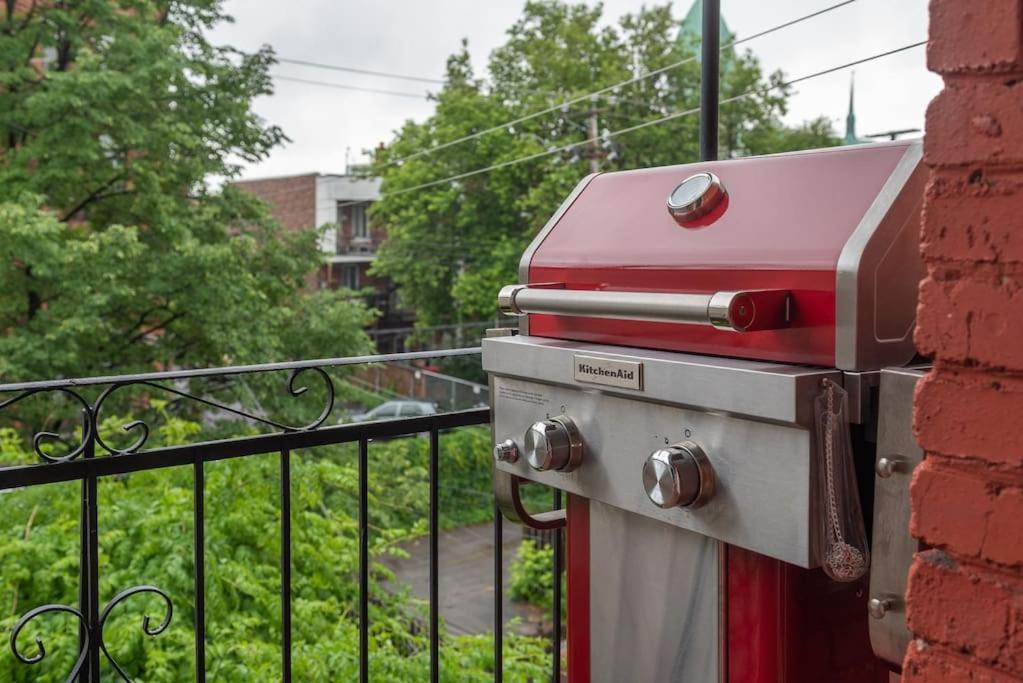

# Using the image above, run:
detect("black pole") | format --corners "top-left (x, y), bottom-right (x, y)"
top-left (700, 0), bottom-right (720, 162)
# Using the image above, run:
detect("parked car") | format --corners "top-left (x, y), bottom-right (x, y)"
top-left (346, 400), bottom-right (438, 423)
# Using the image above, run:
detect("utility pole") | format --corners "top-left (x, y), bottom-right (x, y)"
top-left (700, 0), bottom-right (721, 162)
top-left (586, 93), bottom-right (601, 173)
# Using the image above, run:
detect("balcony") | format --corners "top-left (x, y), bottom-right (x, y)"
top-left (330, 236), bottom-right (377, 265)
top-left (0, 349), bottom-right (564, 682)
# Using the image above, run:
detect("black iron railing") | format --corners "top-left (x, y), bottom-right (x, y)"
top-left (0, 349), bottom-right (563, 682)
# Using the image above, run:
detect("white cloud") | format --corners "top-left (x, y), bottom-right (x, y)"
top-left (209, 0), bottom-right (940, 179)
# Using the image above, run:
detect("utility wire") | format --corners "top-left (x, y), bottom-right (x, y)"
top-left (276, 57), bottom-right (444, 84)
top-left (337, 39), bottom-right (927, 210)
top-left (273, 74), bottom-right (429, 99)
top-left (385, 0), bottom-right (860, 167)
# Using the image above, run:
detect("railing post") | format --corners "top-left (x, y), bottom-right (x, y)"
top-left (429, 428), bottom-right (440, 683)
top-left (193, 456), bottom-right (207, 682)
top-left (280, 448), bottom-right (293, 682)
top-left (79, 437), bottom-right (101, 682)
top-left (358, 438), bottom-right (370, 683)
top-left (494, 499), bottom-right (504, 683)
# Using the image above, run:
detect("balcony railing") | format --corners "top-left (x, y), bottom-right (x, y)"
top-left (0, 349), bottom-right (563, 682)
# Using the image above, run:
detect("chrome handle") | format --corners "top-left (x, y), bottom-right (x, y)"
top-left (493, 468), bottom-right (566, 530)
top-left (498, 284), bottom-right (790, 332)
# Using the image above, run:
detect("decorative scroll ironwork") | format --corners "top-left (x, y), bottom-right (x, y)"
top-left (91, 367), bottom-right (335, 455)
top-left (99, 586), bottom-right (174, 682)
top-left (10, 585), bottom-right (171, 683)
top-left (0, 363), bottom-right (340, 462)
top-left (9, 603), bottom-right (90, 683)
top-left (0, 388), bottom-right (93, 462)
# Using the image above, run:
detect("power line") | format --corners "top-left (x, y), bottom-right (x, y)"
top-left (276, 57), bottom-right (444, 85)
top-left (340, 39), bottom-right (927, 210)
top-left (272, 75), bottom-right (429, 99)
top-left (385, 0), bottom-right (860, 167)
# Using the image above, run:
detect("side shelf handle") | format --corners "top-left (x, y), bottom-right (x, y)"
top-left (493, 468), bottom-right (566, 530)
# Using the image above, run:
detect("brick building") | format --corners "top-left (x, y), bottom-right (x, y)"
top-left (233, 173), bottom-right (413, 351)
top-left (904, 1), bottom-right (1023, 681)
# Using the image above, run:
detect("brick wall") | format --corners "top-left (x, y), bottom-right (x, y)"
top-left (233, 174), bottom-right (317, 232)
top-left (905, 2), bottom-right (1023, 680)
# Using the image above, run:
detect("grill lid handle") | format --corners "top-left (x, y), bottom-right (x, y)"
top-left (498, 285), bottom-right (790, 333)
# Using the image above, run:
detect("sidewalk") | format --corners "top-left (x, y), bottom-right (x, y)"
top-left (382, 522), bottom-right (548, 636)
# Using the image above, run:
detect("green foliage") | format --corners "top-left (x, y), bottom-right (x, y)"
top-left (0, 1), bottom-right (374, 383)
top-left (509, 539), bottom-right (565, 615)
top-left (370, 1), bottom-right (841, 325)
top-left (0, 420), bottom-right (550, 681)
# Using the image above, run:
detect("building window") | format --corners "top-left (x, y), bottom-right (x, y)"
top-left (342, 265), bottom-right (359, 290)
top-left (351, 205), bottom-right (369, 240)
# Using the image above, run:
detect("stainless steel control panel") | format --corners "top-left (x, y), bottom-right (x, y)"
top-left (484, 335), bottom-right (840, 568)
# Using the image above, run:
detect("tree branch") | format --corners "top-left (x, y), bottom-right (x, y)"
top-left (123, 305), bottom-right (170, 339)
top-left (24, 266), bottom-right (40, 321)
top-left (60, 177), bottom-right (128, 222)
top-left (127, 312), bottom-right (186, 346)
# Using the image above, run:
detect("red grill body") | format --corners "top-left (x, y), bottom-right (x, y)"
top-left (487, 141), bottom-right (926, 683)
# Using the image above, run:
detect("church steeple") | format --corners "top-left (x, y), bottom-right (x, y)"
top-left (679, 0), bottom-right (735, 51)
top-left (844, 72), bottom-right (862, 145)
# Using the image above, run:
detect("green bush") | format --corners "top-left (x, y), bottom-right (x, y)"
top-left (509, 539), bottom-right (565, 614)
top-left (0, 418), bottom-right (549, 682)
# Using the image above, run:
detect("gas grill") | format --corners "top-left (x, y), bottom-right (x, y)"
top-left (485, 140), bottom-right (927, 682)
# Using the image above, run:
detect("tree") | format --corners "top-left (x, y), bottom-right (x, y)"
top-left (370, 1), bottom-right (840, 325)
top-left (0, 0), bottom-right (374, 384)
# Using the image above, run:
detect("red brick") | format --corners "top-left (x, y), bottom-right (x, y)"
top-left (925, 80), bottom-right (1023, 167)
top-left (232, 174), bottom-right (317, 232)
top-left (906, 550), bottom-right (1023, 672)
top-left (910, 461), bottom-right (993, 555)
top-left (928, 0), bottom-right (1023, 75)
top-left (923, 173), bottom-right (1023, 264)
top-left (915, 268), bottom-right (1023, 371)
top-left (911, 1), bottom-right (1023, 675)
top-left (910, 460), bottom-right (1023, 566)
top-left (983, 487), bottom-right (1023, 566)
top-left (904, 646), bottom-right (1022, 683)
top-left (914, 371), bottom-right (1023, 467)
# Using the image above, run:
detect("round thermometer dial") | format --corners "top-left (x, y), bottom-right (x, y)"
top-left (666, 172), bottom-right (726, 225)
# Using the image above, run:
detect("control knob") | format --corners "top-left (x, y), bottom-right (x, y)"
top-left (523, 416), bottom-right (583, 472)
top-left (493, 439), bottom-right (519, 464)
top-left (642, 441), bottom-right (715, 509)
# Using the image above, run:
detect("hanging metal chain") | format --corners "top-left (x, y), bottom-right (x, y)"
top-left (824, 381), bottom-right (844, 544)
top-left (821, 379), bottom-right (867, 581)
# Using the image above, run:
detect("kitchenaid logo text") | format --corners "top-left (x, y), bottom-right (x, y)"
top-left (577, 363), bottom-right (635, 380)
top-left (573, 355), bottom-right (643, 391)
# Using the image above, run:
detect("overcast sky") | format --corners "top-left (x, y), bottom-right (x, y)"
top-left (208, 0), bottom-right (938, 180)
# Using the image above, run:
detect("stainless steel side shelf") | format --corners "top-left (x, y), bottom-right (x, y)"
top-left (868, 366), bottom-right (928, 666)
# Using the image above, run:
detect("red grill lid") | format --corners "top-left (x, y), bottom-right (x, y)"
top-left (520, 141), bottom-right (925, 370)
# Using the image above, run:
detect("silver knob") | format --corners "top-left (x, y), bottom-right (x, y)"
top-left (493, 439), bottom-right (519, 464)
top-left (523, 416), bottom-right (583, 472)
top-left (868, 597), bottom-right (895, 619)
top-left (875, 456), bottom-right (903, 478)
top-left (642, 441), bottom-right (715, 509)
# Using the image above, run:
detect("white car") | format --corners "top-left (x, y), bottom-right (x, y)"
top-left (347, 400), bottom-right (438, 423)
